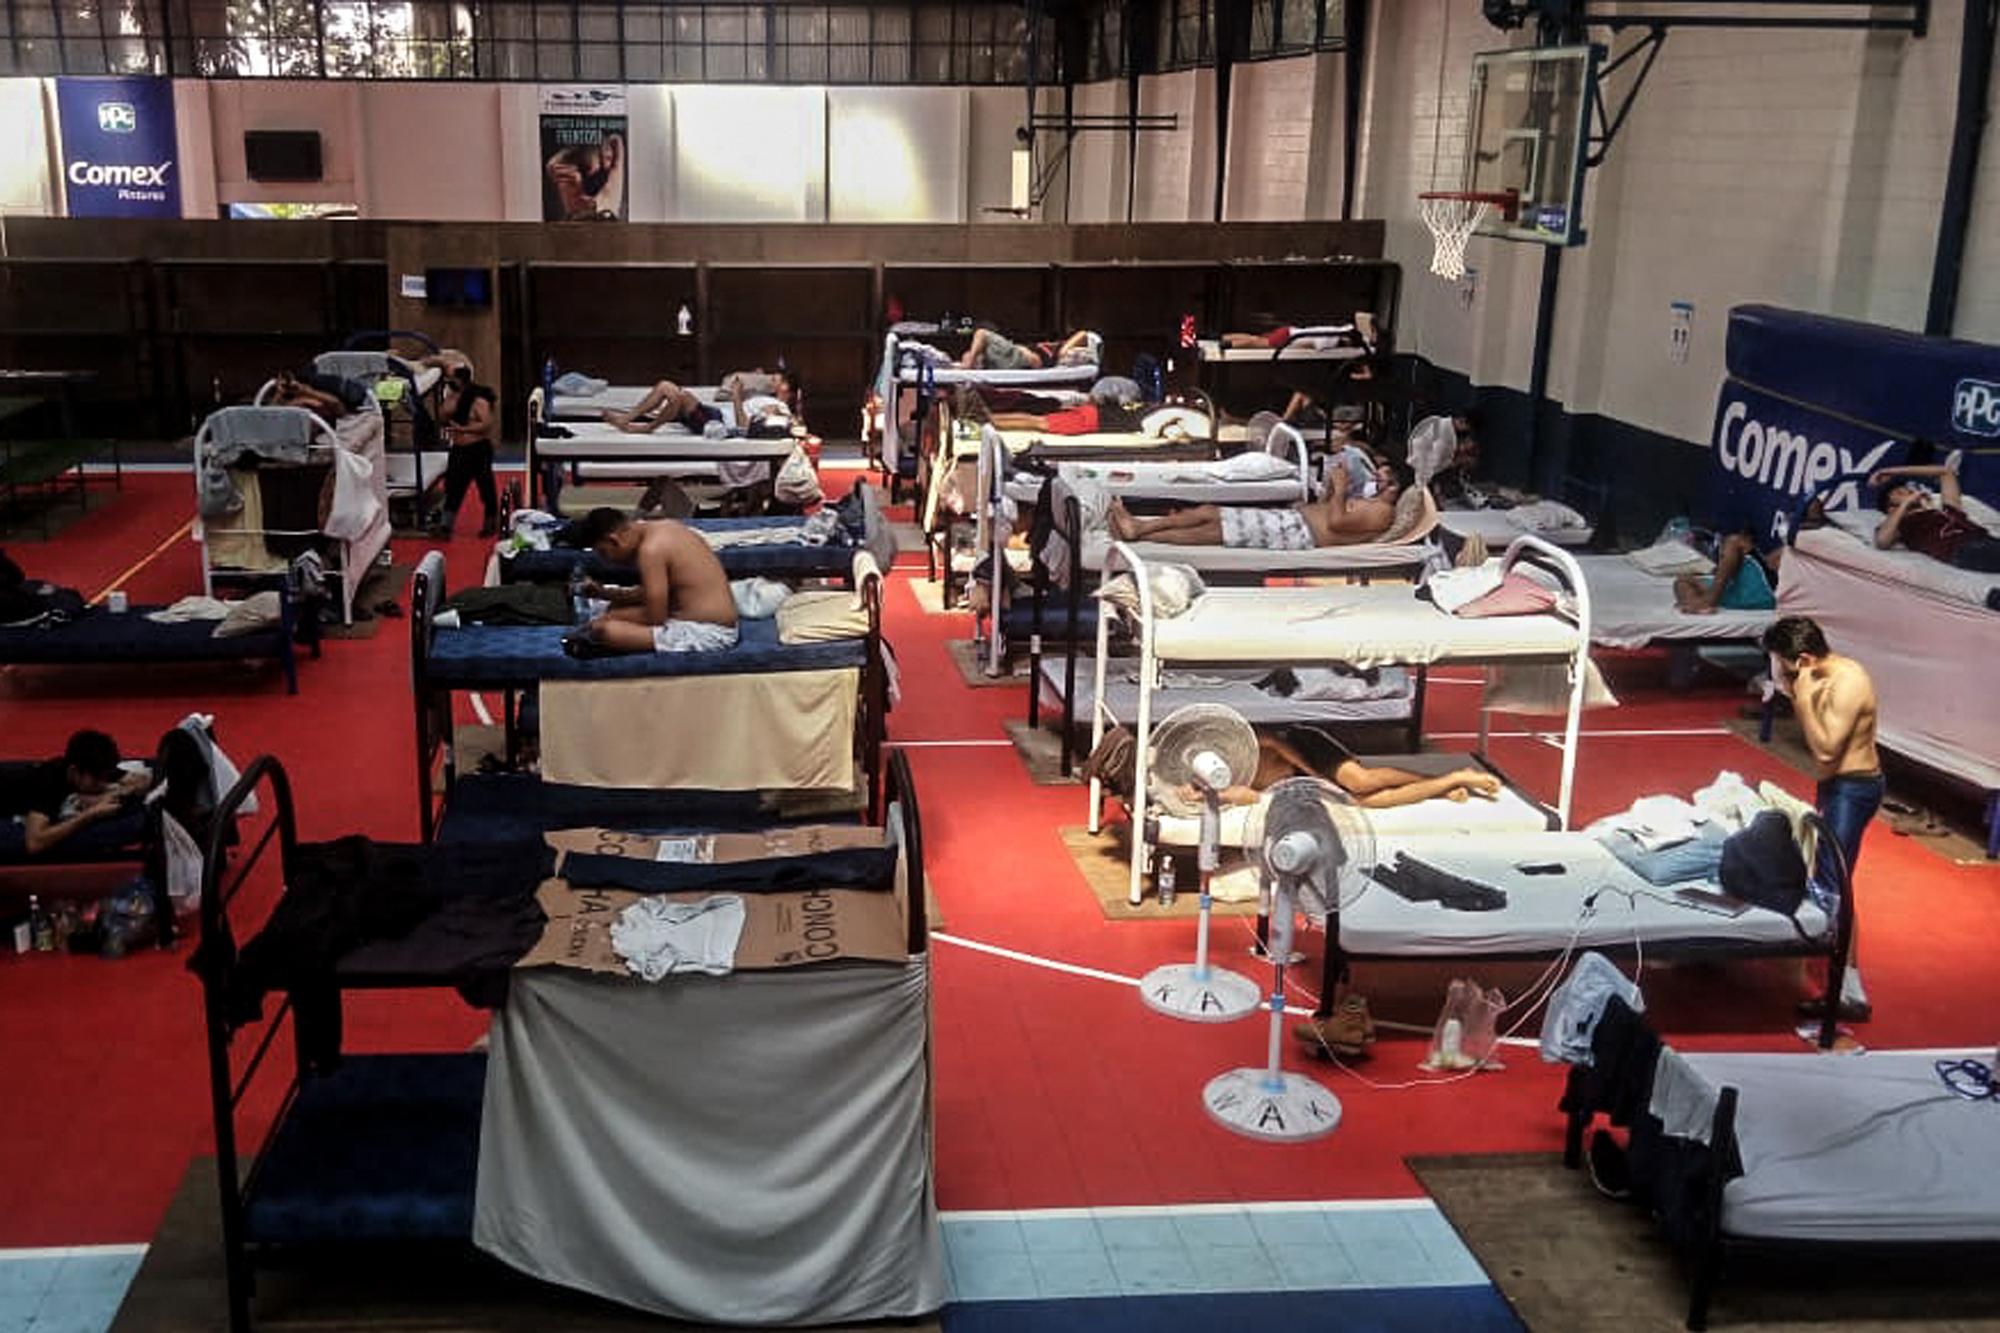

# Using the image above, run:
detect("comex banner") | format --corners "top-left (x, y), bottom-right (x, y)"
top-left (56, 76), bottom-right (180, 218)
top-left (1707, 305), bottom-right (2000, 547)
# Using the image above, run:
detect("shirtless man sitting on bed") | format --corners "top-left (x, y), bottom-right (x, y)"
top-left (1106, 459), bottom-right (1410, 550)
top-left (565, 507), bottom-right (738, 655)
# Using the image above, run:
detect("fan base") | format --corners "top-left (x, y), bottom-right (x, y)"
top-left (1139, 963), bottom-right (1261, 1022)
top-left (1203, 1068), bottom-right (1343, 1142)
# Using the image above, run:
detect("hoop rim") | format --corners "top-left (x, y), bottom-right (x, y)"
top-left (1419, 188), bottom-right (1520, 221)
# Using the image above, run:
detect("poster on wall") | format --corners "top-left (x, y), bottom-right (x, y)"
top-left (540, 86), bottom-right (627, 222)
top-left (54, 76), bottom-right (180, 218)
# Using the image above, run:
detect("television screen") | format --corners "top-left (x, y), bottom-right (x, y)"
top-left (244, 131), bottom-right (323, 182)
top-left (426, 267), bottom-right (493, 309)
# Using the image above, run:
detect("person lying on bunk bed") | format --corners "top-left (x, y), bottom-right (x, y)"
top-left (1218, 310), bottom-right (1378, 352)
top-left (602, 380), bottom-right (725, 434)
top-left (959, 328), bottom-right (1100, 372)
top-left (1104, 458), bottom-right (1412, 550)
top-left (985, 380), bottom-right (1150, 436)
top-left (1, 730), bottom-right (147, 856)
top-left (721, 367), bottom-right (796, 421)
top-left (1869, 455), bottom-right (2000, 582)
top-left (269, 370), bottom-right (365, 420)
top-left (1673, 532), bottom-right (1780, 615)
top-left (562, 507), bottom-right (739, 656)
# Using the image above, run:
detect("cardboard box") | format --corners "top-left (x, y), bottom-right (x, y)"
top-left (544, 825), bottom-right (884, 867)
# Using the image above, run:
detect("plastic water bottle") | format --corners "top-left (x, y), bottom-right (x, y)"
top-left (1157, 855), bottom-right (1177, 908)
top-left (28, 895), bottom-right (54, 952)
top-left (569, 561), bottom-right (590, 625)
top-left (676, 303), bottom-right (693, 337)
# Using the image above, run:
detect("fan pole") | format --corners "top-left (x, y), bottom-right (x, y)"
top-left (1139, 787), bottom-right (1260, 1023)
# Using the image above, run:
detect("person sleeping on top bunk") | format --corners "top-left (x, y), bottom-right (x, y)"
top-left (959, 328), bottom-right (1100, 372)
top-left (1868, 454), bottom-right (2000, 590)
top-left (603, 380), bottom-right (724, 435)
top-left (1219, 310), bottom-right (1378, 352)
top-left (985, 377), bottom-right (1150, 437)
top-left (562, 508), bottom-right (739, 657)
top-left (269, 369), bottom-right (365, 421)
top-left (1104, 459), bottom-right (1412, 551)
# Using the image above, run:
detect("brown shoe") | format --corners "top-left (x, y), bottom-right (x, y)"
top-left (1292, 994), bottom-right (1376, 1059)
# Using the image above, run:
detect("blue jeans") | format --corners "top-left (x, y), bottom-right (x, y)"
top-left (1812, 773), bottom-right (1883, 914)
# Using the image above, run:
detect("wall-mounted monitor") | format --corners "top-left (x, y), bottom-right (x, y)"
top-left (244, 131), bottom-right (324, 182)
top-left (425, 267), bottom-right (493, 309)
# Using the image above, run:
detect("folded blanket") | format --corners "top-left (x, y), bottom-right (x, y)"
top-left (1627, 539), bottom-right (1713, 577)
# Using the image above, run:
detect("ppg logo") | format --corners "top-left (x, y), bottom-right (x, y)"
top-left (97, 102), bottom-right (136, 133)
top-left (1954, 379), bottom-right (2000, 438)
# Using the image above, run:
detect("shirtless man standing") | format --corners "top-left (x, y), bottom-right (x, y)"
top-left (568, 507), bottom-right (739, 655)
top-left (1762, 615), bottom-right (1880, 1021)
top-left (1107, 459), bottom-right (1410, 550)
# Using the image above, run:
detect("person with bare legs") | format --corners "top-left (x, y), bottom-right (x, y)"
top-left (959, 328), bottom-right (1100, 371)
top-left (564, 507), bottom-right (739, 656)
top-left (603, 381), bottom-right (722, 434)
top-left (1674, 532), bottom-right (1780, 614)
top-left (1107, 459), bottom-right (1410, 550)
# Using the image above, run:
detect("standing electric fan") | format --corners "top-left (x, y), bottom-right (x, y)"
top-left (1204, 777), bottom-right (1375, 1143)
top-left (1138, 705), bottom-right (1262, 1023)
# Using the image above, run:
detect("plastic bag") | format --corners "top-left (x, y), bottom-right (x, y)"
top-left (1421, 978), bottom-right (1506, 1072)
top-left (774, 447), bottom-right (822, 506)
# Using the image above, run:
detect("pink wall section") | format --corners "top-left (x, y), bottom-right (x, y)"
top-left (359, 84), bottom-right (506, 220)
top-left (204, 81), bottom-right (365, 208)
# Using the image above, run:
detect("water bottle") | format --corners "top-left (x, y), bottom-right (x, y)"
top-left (28, 895), bottom-right (54, 952)
top-left (569, 560), bottom-right (590, 625)
top-left (676, 303), bottom-right (693, 337)
top-left (1157, 855), bottom-right (1177, 908)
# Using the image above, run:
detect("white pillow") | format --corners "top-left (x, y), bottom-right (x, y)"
top-left (1094, 562), bottom-right (1207, 619)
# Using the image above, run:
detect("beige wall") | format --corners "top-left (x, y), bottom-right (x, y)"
top-left (359, 84), bottom-right (506, 221)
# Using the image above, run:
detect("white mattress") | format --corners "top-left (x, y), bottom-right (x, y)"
top-left (385, 450), bottom-right (450, 494)
top-left (1780, 534), bottom-right (2000, 790)
top-left (1151, 753), bottom-right (1552, 848)
top-left (1575, 554), bottom-right (1775, 650)
top-left (1329, 831), bottom-right (1829, 956)
top-left (900, 362), bottom-right (1098, 387)
top-left (1044, 656), bottom-right (1414, 727)
top-left (549, 384), bottom-right (725, 419)
top-left (1798, 519), bottom-right (2000, 610)
top-left (1006, 474), bottom-right (1304, 506)
top-left (572, 462), bottom-right (748, 481)
top-left (993, 427), bottom-right (1234, 455)
top-left (533, 426), bottom-right (794, 462)
top-left (1147, 585), bottom-right (1582, 666)
top-left (1084, 535), bottom-right (1431, 577)
top-left (1684, 1049), bottom-right (2000, 1243)
top-left (1197, 339), bottom-right (1366, 363)
top-left (1441, 508), bottom-right (1594, 548)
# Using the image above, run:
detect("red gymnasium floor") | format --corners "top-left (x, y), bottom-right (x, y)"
top-left (2, 472), bottom-right (1998, 1247)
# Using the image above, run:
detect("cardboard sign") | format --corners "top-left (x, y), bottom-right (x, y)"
top-left (517, 880), bottom-right (910, 977)
top-left (544, 825), bottom-right (885, 867)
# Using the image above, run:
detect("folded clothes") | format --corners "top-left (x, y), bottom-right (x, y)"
top-left (610, 895), bottom-right (745, 982)
top-left (1595, 819), bottom-right (1729, 887)
top-left (1370, 852), bottom-right (1508, 911)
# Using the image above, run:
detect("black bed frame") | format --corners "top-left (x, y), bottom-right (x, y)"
top-left (195, 749), bottom-right (928, 1333)
top-left (408, 552), bottom-right (891, 843)
top-left (0, 577), bottom-right (305, 694)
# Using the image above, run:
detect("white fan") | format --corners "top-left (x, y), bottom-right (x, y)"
top-left (1203, 777), bottom-right (1375, 1143)
top-left (1244, 410), bottom-right (1283, 455)
top-left (1137, 705), bottom-right (1263, 1023)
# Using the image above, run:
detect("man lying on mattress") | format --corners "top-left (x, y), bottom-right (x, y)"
top-left (959, 328), bottom-right (1101, 372)
top-left (1104, 459), bottom-right (1412, 550)
top-left (563, 507), bottom-right (739, 656)
top-left (1868, 456), bottom-right (2000, 585)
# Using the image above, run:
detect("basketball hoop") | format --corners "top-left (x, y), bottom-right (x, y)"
top-left (1418, 190), bottom-right (1518, 282)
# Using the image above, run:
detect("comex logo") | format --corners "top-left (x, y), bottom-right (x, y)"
top-left (1953, 379), bottom-right (2000, 438)
top-left (96, 102), bottom-right (136, 133)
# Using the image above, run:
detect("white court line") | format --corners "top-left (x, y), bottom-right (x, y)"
top-left (469, 692), bottom-right (494, 727)
top-left (941, 1200), bottom-right (1438, 1222)
top-left (0, 1244), bottom-right (147, 1260)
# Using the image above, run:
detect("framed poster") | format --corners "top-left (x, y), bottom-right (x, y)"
top-left (541, 86), bottom-right (627, 221)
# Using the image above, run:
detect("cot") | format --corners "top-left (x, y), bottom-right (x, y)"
top-left (0, 584), bottom-right (305, 694)
top-left (876, 330), bottom-right (1100, 482)
top-left (525, 389), bottom-right (787, 509)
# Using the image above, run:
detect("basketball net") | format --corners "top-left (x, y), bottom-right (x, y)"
top-left (1420, 196), bottom-right (1491, 282)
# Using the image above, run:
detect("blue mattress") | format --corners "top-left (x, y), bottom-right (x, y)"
top-left (245, 1053), bottom-right (483, 1245)
top-left (1002, 600), bottom-right (1099, 640)
top-left (425, 612), bottom-right (866, 685)
top-left (435, 774), bottom-right (861, 844)
top-left (0, 609), bottom-right (288, 664)
top-left (502, 517), bottom-right (857, 584)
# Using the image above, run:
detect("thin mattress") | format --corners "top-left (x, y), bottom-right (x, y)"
top-left (1197, 339), bottom-right (1366, 363)
top-left (1799, 517), bottom-right (2000, 610)
top-left (1083, 535), bottom-right (1431, 577)
top-left (533, 426), bottom-right (795, 462)
top-left (1151, 752), bottom-right (1552, 848)
top-left (993, 426), bottom-right (1242, 455)
top-left (1008, 474), bottom-right (1304, 506)
top-left (1044, 655), bottom-right (1414, 727)
top-left (549, 385), bottom-right (724, 419)
top-left (1684, 1048), bottom-right (2000, 1243)
top-left (1331, 830), bottom-right (1829, 956)
top-left (899, 362), bottom-right (1098, 387)
top-left (0, 608), bottom-right (289, 663)
top-left (1440, 507), bottom-right (1593, 548)
top-left (1145, 585), bottom-right (1582, 666)
top-left (425, 615), bottom-right (865, 686)
top-left (1576, 553), bottom-right (1775, 650)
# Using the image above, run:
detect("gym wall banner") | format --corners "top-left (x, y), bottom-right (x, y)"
top-left (55, 76), bottom-right (180, 218)
top-left (540, 86), bottom-right (627, 222)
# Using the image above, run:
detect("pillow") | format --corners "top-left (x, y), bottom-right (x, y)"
top-left (1379, 485), bottom-right (1439, 546)
top-left (1094, 562), bottom-right (1206, 619)
top-left (1626, 539), bottom-right (1713, 577)
top-left (1453, 571), bottom-right (1556, 618)
top-left (213, 591), bottom-right (283, 639)
top-left (1211, 452), bottom-right (1297, 482)
top-left (1508, 500), bottom-right (1590, 534)
top-left (776, 590), bottom-right (868, 644)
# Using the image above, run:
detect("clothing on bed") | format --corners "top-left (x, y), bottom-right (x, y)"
top-left (611, 896), bottom-right (745, 981)
top-left (1650, 1049), bottom-right (1720, 1145)
top-left (447, 584), bottom-right (571, 627)
top-left (1219, 506), bottom-right (1314, 551)
top-left (562, 846), bottom-right (898, 895)
top-left (653, 620), bottom-right (739, 653)
top-left (1369, 852), bottom-right (1509, 911)
top-left (1540, 951), bottom-right (1643, 1066)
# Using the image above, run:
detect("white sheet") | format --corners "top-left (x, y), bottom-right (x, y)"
top-left (1197, 339), bottom-right (1367, 363)
top-left (549, 384), bottom-right (725, 419)
top-left (1441, 507), bottom-right (1594, 548)
top-left (1327, 831), bottom-right (1828, 956)
top-left (1041, 656), bottom-right (1414, 727)
top-left (993, 426), bottom-right (1242, 454)
top-left (1802, 517), bottom-right (2000, 610)
top-left (534, 427), bottom-right (795, 462)
top-left (1149, 585), bottom-right (1582, 666)
top-left (1575, 554), bottom-right (1775, 650)
top-left (1779, 534), bottom-right (2000, 790)
top-left (900, 362), bottom-right (1098, 387)
top-left (1683, 1049), bottom-right (2000, 1243)
top-left (1006, 474), bottom-right (1304, 506)
top-left (1081, 535), bottom-right (1432, 577)
top-left (1151, 753), bottom-right (1552, 848)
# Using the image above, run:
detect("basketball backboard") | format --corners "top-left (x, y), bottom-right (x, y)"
top-left (1463, 44), bottom-right (1601, 246)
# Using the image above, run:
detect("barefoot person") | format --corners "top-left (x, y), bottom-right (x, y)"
top-left (959, 328), bottom-right (1100, 371)
top-left (603, 380), bottom-right (723, 435)
top-left (568, 508), bottom-right (738, 654)
top-left (1107, 460), bottom-right (1411, 550)
top-left (1207, 729), bottom-right (1500, 810)
top-left (1673, 531), bottom-right (1780, 615)
top-left (1763, 615), bottom-right (1880, 1022)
